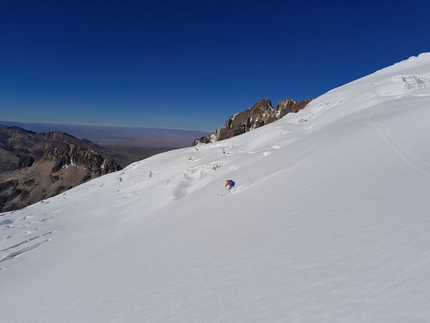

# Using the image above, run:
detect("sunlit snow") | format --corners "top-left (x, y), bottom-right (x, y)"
top-left (1, 53), bottom-right (430, 322)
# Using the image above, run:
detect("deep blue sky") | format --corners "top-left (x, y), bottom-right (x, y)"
top-left (1, 0), bottom-right (429, 131)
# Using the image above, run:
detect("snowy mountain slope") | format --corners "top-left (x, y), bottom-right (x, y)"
top-left (1, 53), bottom-right (430, 322)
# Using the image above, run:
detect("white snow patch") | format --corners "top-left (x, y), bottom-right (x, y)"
top-left (2, 53), bottom-right (430, 323)
top-left (401, 75), bottom-right (430, 89)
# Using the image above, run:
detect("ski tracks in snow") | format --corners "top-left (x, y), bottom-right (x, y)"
top-left (0, 208), bottom-right (56, 267)
top-left (365, 108), bottom-right (430, 177)
top-left (220, 140), bottom-right (321, 197)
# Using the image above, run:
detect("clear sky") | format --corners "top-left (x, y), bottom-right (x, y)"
top-left (1, 0), bottom-right (429, 132)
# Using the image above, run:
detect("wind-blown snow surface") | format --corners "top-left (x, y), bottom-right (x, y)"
top-left (2, 54), bottom-right (430, 322)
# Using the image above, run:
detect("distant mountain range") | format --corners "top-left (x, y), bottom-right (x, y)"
top-left (0, 97), bottom-right (313, 212)
top-left (0, 122), bottom-right (210, 147)
top-left (0, 125), bottom-right (124, 212)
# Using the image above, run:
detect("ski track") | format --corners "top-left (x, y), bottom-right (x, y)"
top-left (0, 239), bottom-right (50, 263)
top-left (0, 206), bottom-right (58, 267)
top-left (0, 192), bottom-right (148, 296)
top-left (365, 108), bottom-right (430, 177)
top-left (219, 139), bottom-right (321, 197)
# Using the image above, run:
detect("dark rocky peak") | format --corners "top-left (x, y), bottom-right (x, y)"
top-left (0, 140), bottom-right (122, 212)
top-left (0, 125), bottom-right (125, 212)
top-left (0, 124), bottom-right (115, 172)
top-left (0, 125), bottom-right (99, 151)
top-left (36, 131), bottom-right (78, 143)
top-left (193, 97), bottom-right (313, 145)
top-left (0, 124), bottom-right (36, 136)
top-left (41, 144), bottom-right (121, 176)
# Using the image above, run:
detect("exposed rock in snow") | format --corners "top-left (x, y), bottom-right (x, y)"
top-left (193, 97), bottom-right (312, 145)
top-left (401, 75), bottom-right (430, 89)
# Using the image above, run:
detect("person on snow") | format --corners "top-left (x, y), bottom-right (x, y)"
top-left (225, 179), bottom-right (235, 190)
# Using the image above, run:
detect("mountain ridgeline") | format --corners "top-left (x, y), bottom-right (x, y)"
top-left (1, 97), bottom-right (311, 212)
top-left (0, 125), bottom-right (122, 212)
top-left (193, 98), bottom-right (313, 145)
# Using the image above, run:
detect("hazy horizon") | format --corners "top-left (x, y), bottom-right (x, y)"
top-left (0, 120), bottom-right (209, 148)
top-left (0, 120), bottom-right (211, 133)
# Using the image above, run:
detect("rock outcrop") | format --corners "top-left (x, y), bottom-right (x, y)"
top-left (17, 156), bottom-right (35, 169)
top-left (0, 143), bottom-right (121, 212)
top-left (0, 125), bottom-right (106, 173)
top-left (40, 144), bottom-right (121, 176)
top-left (193, 97), bottom-right (312, 145)
top-left (0, 125), bottom-right (124, 212)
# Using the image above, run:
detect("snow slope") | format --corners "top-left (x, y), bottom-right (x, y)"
top-left (2, 53), bottom-right (430, 322)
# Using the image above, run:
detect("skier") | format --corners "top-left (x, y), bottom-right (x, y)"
top-left (225, 179), bottom-right (235, 190)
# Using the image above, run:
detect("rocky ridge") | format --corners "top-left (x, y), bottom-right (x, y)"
top-left (0, 125), bottom-right (106, 173)
top-left (193, 97), bottom-right (312, 145)
top-left (0, 125), bottom-right (122, 212)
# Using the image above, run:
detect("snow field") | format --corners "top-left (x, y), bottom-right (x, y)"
top-left (1, 53), bottom-right (430, 322)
